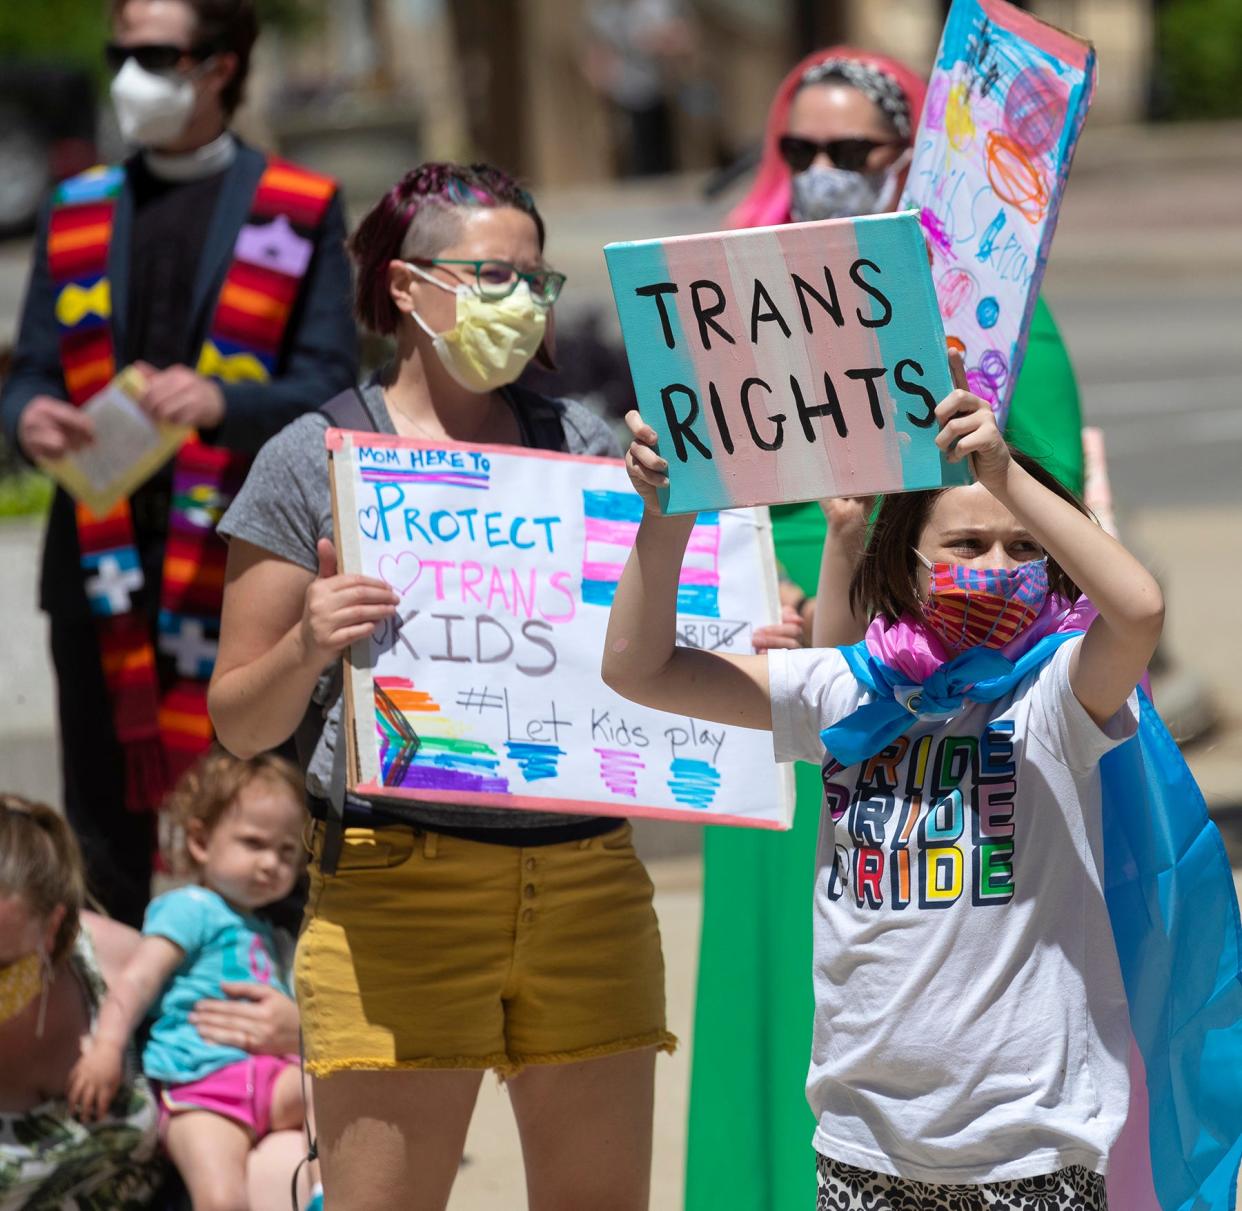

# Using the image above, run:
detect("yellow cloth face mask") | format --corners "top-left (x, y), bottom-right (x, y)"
top-left (407, 266), bottom-right (547, 394)
top-left (0, 952), bottom-right (45, 1028)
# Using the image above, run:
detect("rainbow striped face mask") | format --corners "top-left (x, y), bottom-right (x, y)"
top-left (915, 551), bottom-right (1049, 652)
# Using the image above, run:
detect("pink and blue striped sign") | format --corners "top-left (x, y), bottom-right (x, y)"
top-left (605, 209), bottom-right (968, 516)
top-left (581, 488), bottom-right (721, 617)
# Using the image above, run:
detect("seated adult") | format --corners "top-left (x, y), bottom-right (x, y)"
top-left (0, 795), bottom-right (308, 1211)
top-left (0, 794), bottom-right (162, 1207)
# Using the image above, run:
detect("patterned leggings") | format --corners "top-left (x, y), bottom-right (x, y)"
top-left (816, 1154), bottom-right (1108, 1210)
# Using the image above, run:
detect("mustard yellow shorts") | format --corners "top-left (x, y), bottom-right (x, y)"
top-left (295, 821), bottom-right (676, 1078)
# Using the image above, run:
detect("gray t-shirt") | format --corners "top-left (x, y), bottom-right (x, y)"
top-left (219, 380), bottom-right (618, 831)
top-left (769, 637), bottom-right (1138, 1184)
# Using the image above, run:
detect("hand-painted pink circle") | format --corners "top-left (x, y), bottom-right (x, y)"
top-left (1003, 66), bottom-right (1070, 158)
top-left (938, 268), bottom-right (978, 319)
top-left (248, 935), bottom-right (273, 984)
top-left (925, 74), bottom-right (950, 132)
top-left (966, 370), bottom-right (999, 405)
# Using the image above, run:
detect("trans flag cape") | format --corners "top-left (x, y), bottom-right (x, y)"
top-left (820, 603), bottom-right (1242, 1211)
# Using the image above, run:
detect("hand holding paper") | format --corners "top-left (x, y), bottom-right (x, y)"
top-left (17, 395), bottom-right (96, 462)
top-left (135, 362), bottom-right (226, 430)
top-left (36, 365), bottom-right (190, 517)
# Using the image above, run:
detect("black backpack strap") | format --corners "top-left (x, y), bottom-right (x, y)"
top-left (320, 385), bottom-right (374, 432)
top-left (507, 384), bottom-right (568, 452)
top-left (312, 384), bottom-right (372, 875)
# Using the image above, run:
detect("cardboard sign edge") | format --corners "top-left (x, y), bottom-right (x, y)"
top-left (347, 782), bottom-right (792, 831)
top-left (326, 430), bottom-right (372, 790)
top-left (753, 503), bottom-right (798, 828)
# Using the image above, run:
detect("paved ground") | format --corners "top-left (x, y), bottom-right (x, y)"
top-left (1, 120), bottom-right (1240, 1208)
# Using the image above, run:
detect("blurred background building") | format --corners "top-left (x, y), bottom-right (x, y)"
top-left (244, 0), bottom-right (1166, 189)
top-left (0, 0), bottom-right (1238, 787)
top-left (4, 0), bottom-right (1238, 227)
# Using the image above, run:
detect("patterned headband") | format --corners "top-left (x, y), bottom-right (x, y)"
top-left (798, 58), bottom-right (912, 140)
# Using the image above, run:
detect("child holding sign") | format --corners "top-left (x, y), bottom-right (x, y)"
top-left (692, 44), bottom-right (1090, 1209)
top-left (603, 352), bottom-right (1162, 1208)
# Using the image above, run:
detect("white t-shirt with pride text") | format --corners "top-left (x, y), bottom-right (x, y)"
top-left (768, 637), bottom-right (1139, 1184)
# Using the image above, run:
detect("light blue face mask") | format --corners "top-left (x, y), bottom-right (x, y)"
top-left (789, 148), bottom-right (910, 222)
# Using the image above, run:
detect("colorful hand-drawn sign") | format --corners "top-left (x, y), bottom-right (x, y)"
top-left (328, 431), bottom-right (794, 828)
top-left (604, 210), bottom-right (968, 516)
top-left (901, 0), bottom-right (1096, 430)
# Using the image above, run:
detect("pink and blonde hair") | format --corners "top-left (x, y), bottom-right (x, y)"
top-left (348, 162), bottom-right (548, 337)
top-left (727, 46), bottom-right (928, 231)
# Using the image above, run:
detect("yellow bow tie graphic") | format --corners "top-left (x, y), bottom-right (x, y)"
top-left (55, 279), bottom-right (111, 328)
top-left (196, 341), bottom-right (271, 384)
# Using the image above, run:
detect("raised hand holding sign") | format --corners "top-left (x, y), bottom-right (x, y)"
top-left (605, 209), bottom-right (968, 514)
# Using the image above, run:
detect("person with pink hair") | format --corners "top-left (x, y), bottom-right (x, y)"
top-left (687, 46), bottom-right (1087, 1210)
top-left (728, 47), bottom-right (927, 230)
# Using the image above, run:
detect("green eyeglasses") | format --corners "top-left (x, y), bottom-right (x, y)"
top-left (411, 258), bottom-right (566, 307)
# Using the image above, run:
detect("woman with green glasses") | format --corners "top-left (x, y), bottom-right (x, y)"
top-left (209, 162), bottom-right (674, 1211)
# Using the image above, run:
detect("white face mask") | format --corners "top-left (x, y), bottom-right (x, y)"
top-left (790, 148), bottom-right (911, 222)
top-left (110, 58), bottom-right (201, 147)
top-left (405, 264), bottom-right (548, 394)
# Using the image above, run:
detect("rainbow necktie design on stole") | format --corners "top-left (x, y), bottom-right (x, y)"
top-left (49, 158), bottom-right (336, 810)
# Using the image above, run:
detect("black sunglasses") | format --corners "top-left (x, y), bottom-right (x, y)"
top-left (104, 41), bottom-right (217, 74)
top-left (778, 135), bottom-right (905, 174)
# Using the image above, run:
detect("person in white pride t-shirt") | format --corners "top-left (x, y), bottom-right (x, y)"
top-left (601, 350), bottom-right (1161, 1210)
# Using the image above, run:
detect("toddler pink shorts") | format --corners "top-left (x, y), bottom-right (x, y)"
top-left (158, 1054), bottom-right (298, 1139)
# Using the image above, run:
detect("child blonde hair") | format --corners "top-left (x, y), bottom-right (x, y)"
top-left (163, 747), bottom-right (305, 876)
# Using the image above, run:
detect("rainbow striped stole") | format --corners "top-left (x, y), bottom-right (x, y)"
top-left (49, 156), bottom-right (336, 808)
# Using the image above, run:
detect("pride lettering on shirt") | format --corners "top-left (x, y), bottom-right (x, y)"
top-left (822, 720), bottom-right (1017, 909)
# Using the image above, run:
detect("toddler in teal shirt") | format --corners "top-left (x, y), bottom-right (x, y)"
top-left (69, 750), bottom-right (310, 1208)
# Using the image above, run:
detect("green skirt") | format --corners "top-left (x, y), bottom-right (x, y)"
top-left (685, 297), bottom-right (1083, 1208)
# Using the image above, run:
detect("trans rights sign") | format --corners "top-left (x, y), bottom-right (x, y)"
top-left (901, 0), bottom-right (1096, 430)
top-left (327, 431), bottom-right (794, 829)
top-left (604, 209), bottom-right (968, 516)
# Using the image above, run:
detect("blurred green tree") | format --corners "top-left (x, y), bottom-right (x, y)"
top-left (0, 0), bottom-right (320, 82)
top-left (0, 1), bottom-right (109, 73)
top-left (1156, 0), bottom-right (1242, 118)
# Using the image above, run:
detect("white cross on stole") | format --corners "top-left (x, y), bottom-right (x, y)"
top-left (86, 554), bottom-right (144, 614)
top-left (159, 617), bottom-right (219, 677)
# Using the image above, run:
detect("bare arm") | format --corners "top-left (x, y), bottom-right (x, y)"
top-left (66, 936), bottom-right (184, 1121)
top-left (809, 497), bottom-right (872, 648)
top-left (600, 412), bottom-right (771, 730)
top-left (80, 912), bottom-right (141, 988)
top-left (937, 354), bottom-right (1162, 727)
top-left (208, 537), bottom-right (398, 758)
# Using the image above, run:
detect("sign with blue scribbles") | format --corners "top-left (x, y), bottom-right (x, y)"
top-left (327, 429), bottom-right (794, 829)
top-left (900, 0), bottom-right (1096, 430)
